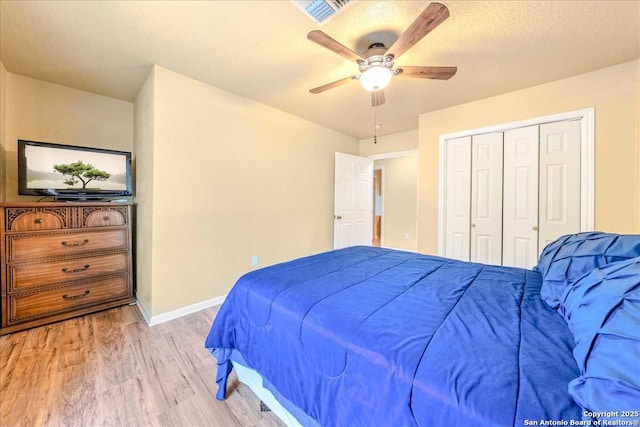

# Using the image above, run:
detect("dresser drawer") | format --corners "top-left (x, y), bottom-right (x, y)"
top-left (6, 229), bottom-right (129, 263)
top-left (5, 207), bottom-right (71, 231)
top-left (7, 275), bottom-right (130, 323)
top-left (78, 207), bottom-right (128, 228)
top-left (8, 253), bottom-right (129, 292)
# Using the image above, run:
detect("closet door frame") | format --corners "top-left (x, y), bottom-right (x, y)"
top-left (438, 108), bottom-right (595, 257)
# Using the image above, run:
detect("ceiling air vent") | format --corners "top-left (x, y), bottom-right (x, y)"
top-left (292, 0), bottom-right (351, 24)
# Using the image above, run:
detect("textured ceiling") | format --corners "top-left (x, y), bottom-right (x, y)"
top-left (1, 1), bottom-right (639, 139)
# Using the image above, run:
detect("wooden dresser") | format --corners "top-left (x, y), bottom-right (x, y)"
top-left (0, 202), bottom-right (135, 335)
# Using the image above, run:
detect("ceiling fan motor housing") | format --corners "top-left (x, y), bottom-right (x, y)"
top-left (359, 44), bottom-right (394, 73)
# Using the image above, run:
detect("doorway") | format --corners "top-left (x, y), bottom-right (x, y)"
top-left (372, 168), bottom-right (383, 247)
top-left (369, 150), bottom-right (418, 251)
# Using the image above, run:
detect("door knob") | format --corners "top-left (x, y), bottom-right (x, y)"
top-left (532, 226), bottom-right (538, 231)
top-left (334, 215), bottom-right (342, 220)
top-left (471, 224), bottom-right (476, 228)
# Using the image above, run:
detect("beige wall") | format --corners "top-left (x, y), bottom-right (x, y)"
top-left (3, 73), bottom-right (133, 201)
top-left (359, 128), bottom-right (418, 157)
top-left (374, 154), bottom-right (418, 251)
top-left (0, 62), bottom-right (6, 202)
top-left (139, 66), bottom-right (358, 316)
top-left (133, 68), bottom-right (155, 313)
top-left (418, 60), bottom-right (640, 255)
top-left (637, 60), bottom-right (640, 231)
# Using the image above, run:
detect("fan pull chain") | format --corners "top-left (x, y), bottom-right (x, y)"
top-left (373, 104), bottom-right (378, 144)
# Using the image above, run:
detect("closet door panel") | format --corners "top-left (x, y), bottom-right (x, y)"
top-left (470, 132), bottom-right (503, 265)
top-left (445, 137), bottom-right (471, 261)
top-left (539, 120), bottom-right (581, 253)
top-left (503, 126), bottom-right (539, 268)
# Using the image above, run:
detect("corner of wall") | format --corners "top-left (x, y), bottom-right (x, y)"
top-left (142, 65), bottom-right (359, 318)
top-left (133, 66), bottom-right (156, 315)
top-left (0, 61), bottom-right (7, 202)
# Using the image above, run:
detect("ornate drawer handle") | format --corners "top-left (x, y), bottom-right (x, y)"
top-left (62, 264), bottom-right (90, 274)
top-left (61, 239), bottom-right (89, 247)
top-left (62, 290), bottom-right (90, 300)
top-left (34, 218), bottom-right (43, 224)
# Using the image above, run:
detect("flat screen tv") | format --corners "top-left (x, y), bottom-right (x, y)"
top-left (18, 139), bottom-right (132, 199)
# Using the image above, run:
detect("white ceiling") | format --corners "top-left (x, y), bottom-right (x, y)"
top-left (1, 1), bottom-right (639, 139)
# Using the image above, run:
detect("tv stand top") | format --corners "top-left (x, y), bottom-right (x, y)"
top-left (0, 201), bottom-right (134, 208)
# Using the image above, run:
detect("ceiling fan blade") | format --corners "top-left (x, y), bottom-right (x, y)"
top-left (307, 30), bottom-right (363, 62)
top-left (398, 66), bottom-right (457, 80)
top-left (387, 3), bottom-right (450, 60)
top-left (309, 76), bottom-right (356, 94)
top-left (371, 90), bottom-right (385, 107)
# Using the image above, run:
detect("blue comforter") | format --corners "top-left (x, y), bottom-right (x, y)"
top-left (205, 246), bottom-right (582, 426)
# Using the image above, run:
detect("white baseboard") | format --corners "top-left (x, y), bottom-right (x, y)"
top-left (135, 293), bottom-right (227, 326)
top-left (135, 295), bottom-right (152, 325)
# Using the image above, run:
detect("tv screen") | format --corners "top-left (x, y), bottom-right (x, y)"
top-left (18, 140), bottom-right (132, 198)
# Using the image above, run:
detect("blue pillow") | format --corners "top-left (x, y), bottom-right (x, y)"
top-left (537, 232), bottom-right (640, 308)
top-left (558, 257), bottom-right (640, 419)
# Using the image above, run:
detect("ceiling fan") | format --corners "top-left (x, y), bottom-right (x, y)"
top-left (307, 2), bottom-right (457, 107)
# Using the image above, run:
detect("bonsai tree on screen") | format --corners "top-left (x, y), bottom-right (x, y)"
top-left (53, 161), bottom-right (111, 189)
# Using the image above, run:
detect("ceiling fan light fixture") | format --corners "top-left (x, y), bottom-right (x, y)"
top-left (359, 66), bottom-right (392, 91)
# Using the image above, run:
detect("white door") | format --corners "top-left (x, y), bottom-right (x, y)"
top-left (538, 120), bottom-right (581, 253)
top-left (503, 125), bottom-right (539, 268)
top-left (444, 137), bottom-right (471, 261)
top-left (334, 152), bottom-right (373, 249)
top-left (470, 133), bottom-right (503, 265)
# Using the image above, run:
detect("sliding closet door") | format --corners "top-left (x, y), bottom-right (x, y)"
top-left (470, 133), bottom-right (503, 265)
top-left (444, 137), bottom-right (471, 261)
top-left (538, 120), bottom-right (581, 253)
top-left (503, 125), bottom-right (539, 268)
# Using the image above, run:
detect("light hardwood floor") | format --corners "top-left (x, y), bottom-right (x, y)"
top-left (0, 305), bottom-right (284, 427)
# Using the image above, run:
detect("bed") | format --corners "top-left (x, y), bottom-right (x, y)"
top-left (205, 235), bottom-right (640, 426)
